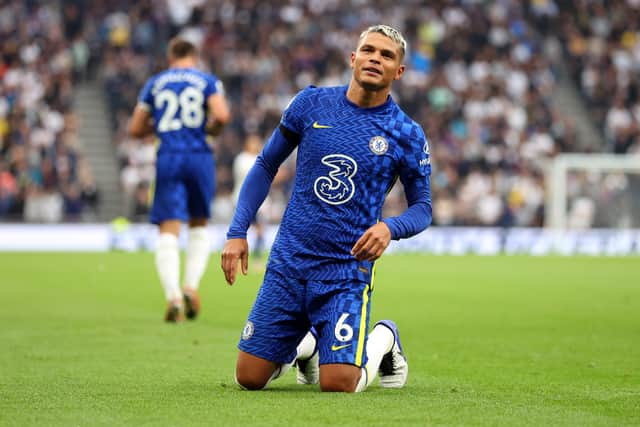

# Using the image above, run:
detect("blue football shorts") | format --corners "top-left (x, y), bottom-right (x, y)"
top-left (150, 152), bottom-right (215, 224)
top-left (238, 269), bottom-right (373, 367)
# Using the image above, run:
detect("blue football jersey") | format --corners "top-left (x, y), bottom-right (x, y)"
top-left (137, 68), bottom-right (222, 154)
top-left (267, 85), bottom-right (431, 282)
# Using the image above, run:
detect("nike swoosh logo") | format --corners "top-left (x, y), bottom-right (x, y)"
top-left (313, 121), bottom-right (332, 129)
top-left (331, 343), bottom-right (352, 351)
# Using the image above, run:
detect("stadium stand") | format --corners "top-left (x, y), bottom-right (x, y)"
top-left (3, 1), bottom-right (637, 227)
top-left (95, 1), bottom-right (578, 227)
top-left (0, 0), bottom-right (98, 222)
top-left (551, 0), bottom-right (640, 155)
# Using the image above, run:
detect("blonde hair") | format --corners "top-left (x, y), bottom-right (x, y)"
top-left (358, 25), bottom-right (407, 59)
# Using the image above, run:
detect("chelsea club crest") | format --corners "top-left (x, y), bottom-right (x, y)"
top-left (242, 321), bottom-right (254, 340)
top-left (369, 136), bottom-right (388, 155)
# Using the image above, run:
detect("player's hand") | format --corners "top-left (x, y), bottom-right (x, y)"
top-left (205, 119), bottom-right (224, 136)
top-left (351, 222), bottom-right (392, 262)
top-left (221, 238), bottom-right (249, 285)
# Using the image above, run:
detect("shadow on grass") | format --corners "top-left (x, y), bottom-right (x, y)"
top-left (215, 381), bottom-right (319, 393)
top-left (213, 380), bottom-right (427, 395)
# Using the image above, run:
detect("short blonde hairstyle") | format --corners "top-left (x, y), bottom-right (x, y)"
top-left (358, 24), bottom-right (407, 59)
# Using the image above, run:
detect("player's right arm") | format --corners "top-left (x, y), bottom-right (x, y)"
top-left (222, 88), bottom-right (309, 285)
top-left (226, 126), bottom-right (299, 239)
top-left (221, 238), bottom-right (249, 285)
top-left (221, 125), bottom-right (299, 285)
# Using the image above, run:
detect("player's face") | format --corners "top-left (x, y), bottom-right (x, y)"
top-left (351, 32), bottom-right (405, 91)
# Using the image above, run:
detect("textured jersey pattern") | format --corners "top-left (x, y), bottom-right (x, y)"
top-left (268, 86), bottom-right (431, 281)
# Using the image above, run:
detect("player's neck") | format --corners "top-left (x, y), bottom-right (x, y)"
top-left (346, 81), bottom-right (390, 108)
top-left (169, 58), bottom-right (197, 69)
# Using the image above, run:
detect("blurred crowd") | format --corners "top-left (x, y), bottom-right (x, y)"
top-left (554, 0), bottom-right (640, 155)
top-left (0, 0), bottom-right (98, 222)
top-left (540, 0), bottom-right (640, 228)
top-left (99, 0), bottom-right (574, 227)
top-left (2, 0), bottom-right (639, 227)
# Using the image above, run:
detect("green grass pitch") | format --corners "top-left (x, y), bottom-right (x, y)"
top-left (1, 252), bottom-right (639, 426)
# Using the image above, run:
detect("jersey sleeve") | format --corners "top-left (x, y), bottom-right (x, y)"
top-left (226, 127), bottom-right (298, 239)
top-left (400, 125), bottom-right (431, 181)
top-left (280, 86), bottom-right (315, 134)
top-left (137, 77), bottom-right (155, 111)
top-left (382, 124), bottom-right (432, 239)
top-left (205, 74), bottom-right (223, 98)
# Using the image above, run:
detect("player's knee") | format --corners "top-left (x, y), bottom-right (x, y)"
top-left (235, 351), bottom-right (277, 390)
top-left (319, 369), bottom-right (359, 393)
top-left (235, 371), bottom-right (268, 390)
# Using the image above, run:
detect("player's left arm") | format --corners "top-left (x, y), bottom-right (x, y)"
top-left (383, 132), bottom-right (432, 239)
top-left (205, 93), bottom-right (230, 136)
top-left (205, 80), bottom-right (231, 136)
top-left (352, 131), bottom-right (432, 262)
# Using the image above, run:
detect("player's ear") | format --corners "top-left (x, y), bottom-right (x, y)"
top-left (394, 64), bottom-right (406, 80)
top-left (350, 51), bottom-right (356, 68)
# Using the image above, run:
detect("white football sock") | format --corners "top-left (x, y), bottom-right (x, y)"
top-left (183, 226), bottom-right (210, 291)
top-left (359, 324), bottom-right (395, 390)
top-left (355, 368), bottom-right (368, 392)
top-left (269, 362), bottom-right (291, 383)
top-left (263, 331), bottom-right (318, 388)
top-left (155, 233), bottom-right (181, 302)
top-left (295, 330), bottom-right (317, 360)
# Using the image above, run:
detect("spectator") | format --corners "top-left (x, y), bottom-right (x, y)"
top-left (5, 1), bottom-right (637, 227)
top-left (0, 0), bottom-right (95, 222)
